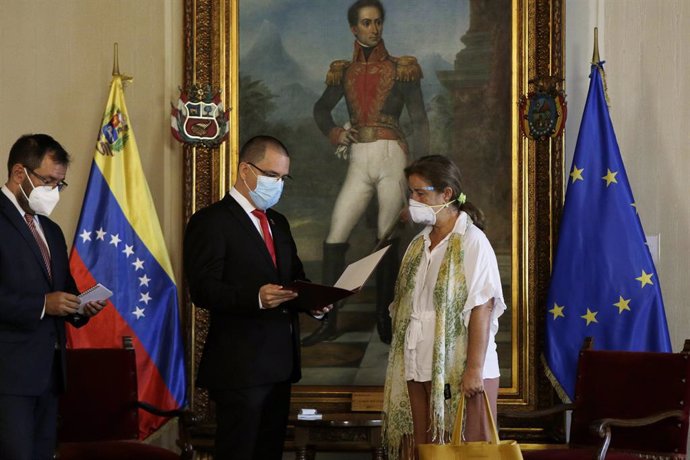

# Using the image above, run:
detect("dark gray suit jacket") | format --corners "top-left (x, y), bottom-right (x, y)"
top-left (0, 191), bottom-right (88, 396)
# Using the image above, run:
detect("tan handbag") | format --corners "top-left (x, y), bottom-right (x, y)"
top-left (418, 392), bottom-right (523, 460)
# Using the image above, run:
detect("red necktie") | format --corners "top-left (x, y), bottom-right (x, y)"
top-left (251, 209), bottom-right (276, 267)
top-left (25, 213), bottom-right (52, 280)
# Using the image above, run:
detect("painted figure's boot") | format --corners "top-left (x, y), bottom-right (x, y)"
top-left (375, 238), bottom-right (399, 344)
top-left (301, 242), bottom-right (349, 347)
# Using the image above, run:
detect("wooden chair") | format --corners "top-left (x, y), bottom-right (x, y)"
top-left (506, 337), bottom-right (690, 460)
top-left (56, 339), bottom-right (195, 460)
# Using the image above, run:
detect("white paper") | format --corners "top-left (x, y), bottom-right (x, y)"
top-left (300, 408), bottom-right (318, 415)
top-left (77, 283), bottom-right (113, 314)
top-left (334, 245), bottom-right (390, 291)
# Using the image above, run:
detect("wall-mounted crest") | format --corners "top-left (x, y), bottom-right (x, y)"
top-left (171, 84), bottom-right (229, 147)
top-left (519, 77), bottom-right (567, 141)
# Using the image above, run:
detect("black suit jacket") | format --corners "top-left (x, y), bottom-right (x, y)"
top-left (184, 194), bottom-right (308, 390)
top-left (0, 191), bottom-right (87, 396)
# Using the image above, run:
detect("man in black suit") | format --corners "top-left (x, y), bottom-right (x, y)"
top-left (0, 134), bottom-right (105, 460)
top-left (184, 135), bottom-right (330, 460)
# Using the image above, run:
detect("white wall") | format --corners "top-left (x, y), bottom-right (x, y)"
top-left (0, 0), bottom-right (184, 448)
top-left (0, 0), bottom-right (184, 282)
top-left (566, 0), bottom-right (690, 351)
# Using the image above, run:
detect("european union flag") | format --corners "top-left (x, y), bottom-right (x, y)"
top-left (544, 62), bottom-right (671, 402)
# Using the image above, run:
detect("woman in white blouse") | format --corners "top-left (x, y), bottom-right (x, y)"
top-left (382, 155), bottom-right (506, 460)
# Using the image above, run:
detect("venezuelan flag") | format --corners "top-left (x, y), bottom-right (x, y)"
top-left (68, 75), bottom-right (186, 438)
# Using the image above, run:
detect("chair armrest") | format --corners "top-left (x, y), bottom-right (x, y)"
top-left (500, 404), bottom-right (574, 443)
top-left (136, 402), bottom-right (200, 460)
top-left (591, 409), bottom-right (686, 460)
top-left (501, 403), bottom-right (574, 420)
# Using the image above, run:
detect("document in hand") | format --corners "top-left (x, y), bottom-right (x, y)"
top-left (289, 245), bottom-right (391, 311)
top-left (77, 283), bottom-right (113, 314)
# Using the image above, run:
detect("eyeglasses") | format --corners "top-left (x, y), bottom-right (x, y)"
top-left (26, 168), bottom-right (69, 191)
top-left (407, 185), bottom-right (435, 198)
top-left (246, 162), bottom-right (292, 183)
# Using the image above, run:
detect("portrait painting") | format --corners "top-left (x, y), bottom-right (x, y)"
top-left (236, 0), bottom-right (513, 387)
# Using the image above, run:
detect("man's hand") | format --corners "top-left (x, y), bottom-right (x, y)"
top-left (310, 304), bottom-right (333, 317)
top-left (337, 127), bottom-right (359, 146)
top-left (259, 284), bottom-right (298, 309)
top-left (45, 291), bottom-right (80, 316)
top-left (81, 300), bottom-right (107, 317)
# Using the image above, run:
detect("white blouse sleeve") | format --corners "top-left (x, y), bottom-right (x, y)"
top-left (460, 225), bottom-right (507, 327)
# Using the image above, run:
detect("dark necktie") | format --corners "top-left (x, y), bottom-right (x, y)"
top-left (251, 209), bottom-right (276, 267)
top-left (25, 213), bottom-right (52, 280)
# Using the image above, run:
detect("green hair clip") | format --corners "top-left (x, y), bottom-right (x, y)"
top-left (457, 193), bottom-right (467, 205)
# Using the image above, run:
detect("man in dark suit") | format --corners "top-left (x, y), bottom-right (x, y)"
top-left (0, 133), bottom-right (105, 460)
top-left (184, 135), bottom-right (330, 460)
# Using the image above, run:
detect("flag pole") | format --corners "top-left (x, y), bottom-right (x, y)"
top-left (591, 28), bottom-right (609, 104)
top-left (111, 42), bottom-right (133, 83)
top-left (112, 42), bottom-right (120, 76)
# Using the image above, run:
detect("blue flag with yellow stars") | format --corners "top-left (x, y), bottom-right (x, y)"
top-left (544, 62), bottom-right (671, 402)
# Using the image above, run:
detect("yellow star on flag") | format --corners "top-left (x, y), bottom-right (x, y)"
top-left (570, 165), bottom-right (584, 183)
top-left (613, 296), bottom-right (631, 314)
top-left (549, 303), bottom-right (565, 319)
top-left (602, 168), bottom-right (618, 187)
top-left (635, 270), bottom-right (654, 288)
top-left (581, 308), bottom-right (598, 326)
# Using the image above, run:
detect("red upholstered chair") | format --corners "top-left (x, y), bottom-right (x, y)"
top-left (56, 340), bottom-right (194, 460)
top-left (512, 338), bottom-right (690, 460)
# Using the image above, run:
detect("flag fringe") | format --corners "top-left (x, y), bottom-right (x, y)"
top-left (594, 62), bottom-right (611, 107)
top-left (541, 353), bottom-right (572, 404)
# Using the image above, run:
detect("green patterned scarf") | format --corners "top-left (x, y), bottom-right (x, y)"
top-left (382, 225), bottom-right (470, 460)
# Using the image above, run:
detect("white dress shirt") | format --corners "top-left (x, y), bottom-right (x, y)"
top-left (1, 185), bottom-right (50, 250)
top-left (230, 187), bottom-right (272, 239)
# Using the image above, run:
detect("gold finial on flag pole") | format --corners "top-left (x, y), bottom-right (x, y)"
top-left (111, 42), bottom-right (133, 83)
top-left (112, 42), bottom-right (120, 76)
top-left (591, 28), bottom-right (610, 106)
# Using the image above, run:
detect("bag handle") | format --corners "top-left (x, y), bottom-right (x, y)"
top-left (450, 391), bottom-right (500, 446)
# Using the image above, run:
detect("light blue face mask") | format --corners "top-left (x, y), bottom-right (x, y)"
top-left (246, 174), bottom-right (284, 210)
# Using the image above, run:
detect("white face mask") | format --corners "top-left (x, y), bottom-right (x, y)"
top-left (21, 168), bottom-right (60, 216)
top-left (408, 198), bottom-right (452, 226)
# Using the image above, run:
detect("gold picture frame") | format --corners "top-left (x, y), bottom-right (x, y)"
top-left (182, 0), bottom-right (565, 442)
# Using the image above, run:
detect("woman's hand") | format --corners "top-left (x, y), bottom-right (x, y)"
top-left (460, 367), bottom-right (484, 398)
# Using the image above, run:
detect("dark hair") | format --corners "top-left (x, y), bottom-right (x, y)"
top-left (239, 135), bottom-right (289, 164)
top-left (7, 134), bottom-right (70, 177)
top-left (347, 0), bottom-right (385, 27)
top-left (404, 154), bottom-right (486, 230)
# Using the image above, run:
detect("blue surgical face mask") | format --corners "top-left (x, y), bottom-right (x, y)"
top-left (245, 173), bottom-right (284, 210)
